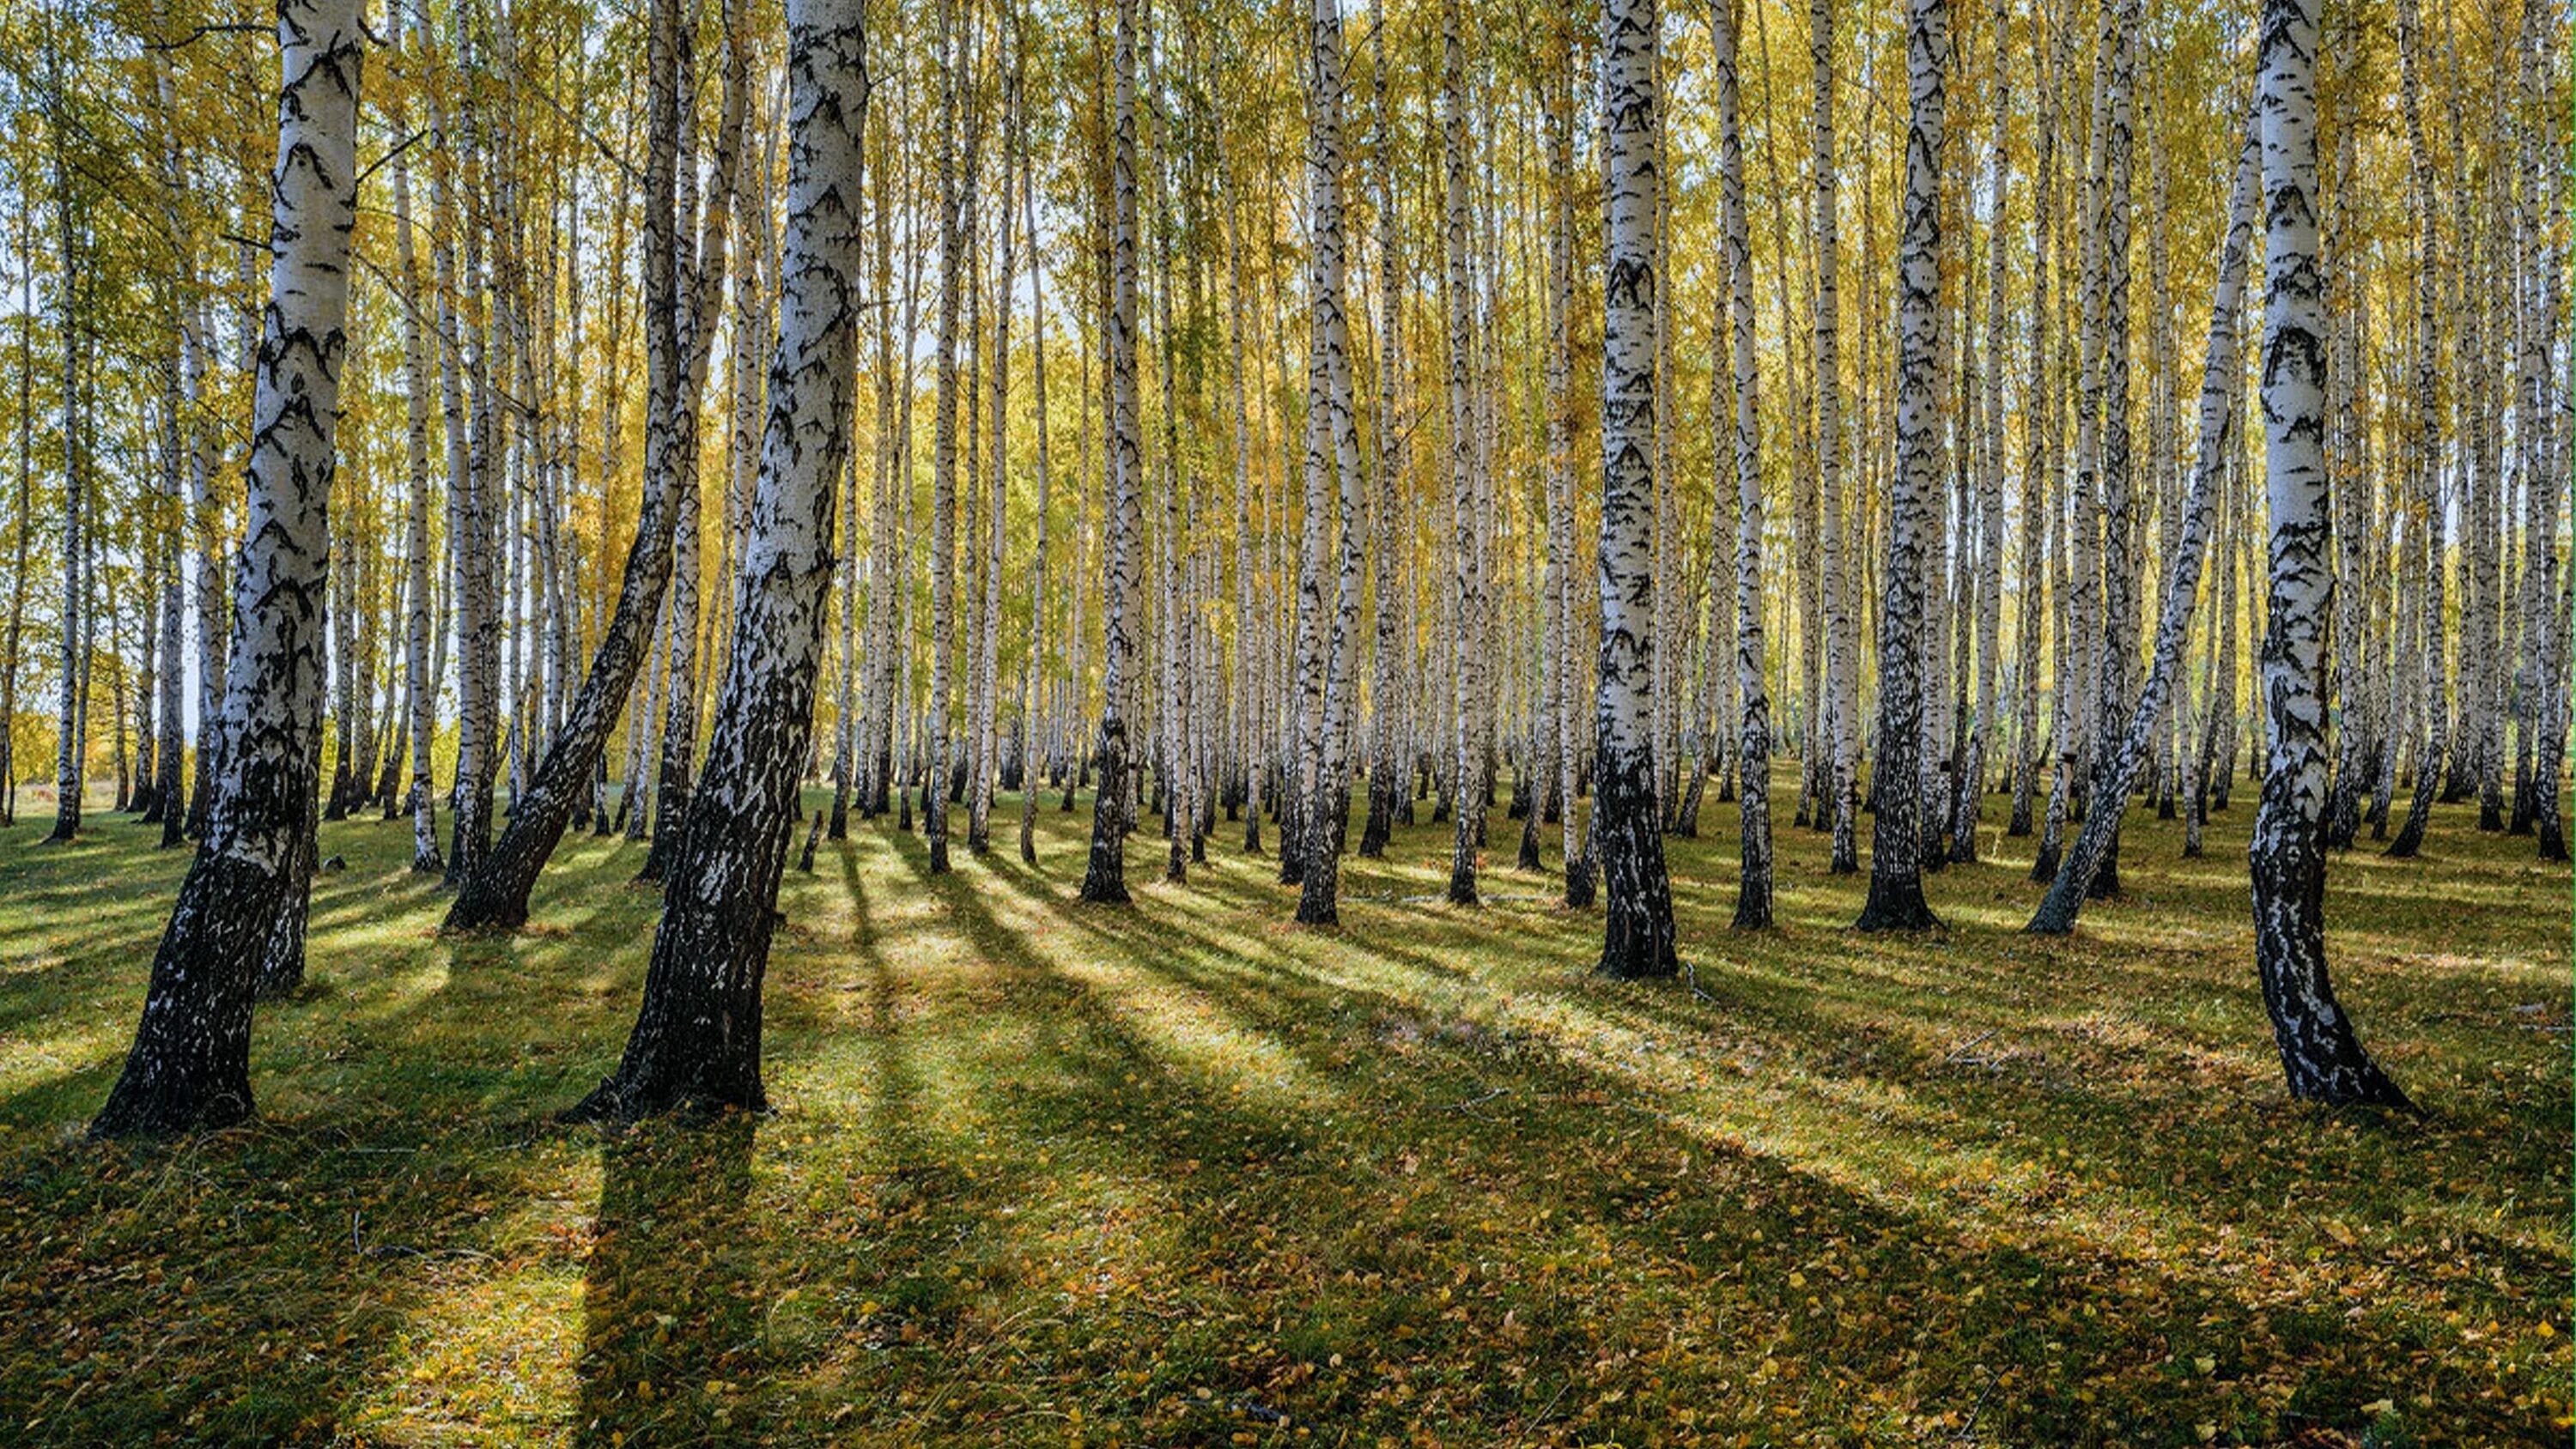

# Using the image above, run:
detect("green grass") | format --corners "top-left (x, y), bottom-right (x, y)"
top-left (0, 772), bottom-right (2567, 1447)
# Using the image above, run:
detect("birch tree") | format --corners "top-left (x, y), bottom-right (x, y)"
top-left (446, 0), bottom-right (707, 929)
top-left (1812, 0), bottom-right (1858, 876)
top-left (1854, 0), bottom-right (1945, 934)
top-left (1441, 0), bottom-right (1483, 907)
top-left (2032, 120), bottom-right (2256, 935)
top-left (1293, 0), bottom-right (1369, 927)
top-left (1712, 0), bottom-right (1770, 928)
top-left (571, 0), bottom-right (868, 1119)
top-left (2246, 0), bottom-right (2409, 1109)
top-left (1593, 0), bottom-right (1679, 976)
top-left (1078, 0), bottom-right (1142, 906)
top-left (2386, 0), bottom-right (2445, 861)
top-left (93, 0), bottom-right (364, 1135)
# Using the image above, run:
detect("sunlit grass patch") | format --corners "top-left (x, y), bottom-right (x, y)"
top-left (0, 773), bottom-right (2567, 1446)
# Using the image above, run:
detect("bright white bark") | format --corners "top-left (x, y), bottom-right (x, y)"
top-left (1855, 0), bottom-right (1945, 934)
top-left (1594, 0), bottom-right (1678, 975)
top-left (1712, 0), bottom-right (1771, 927)
top-left (575, 0), bottom-right (870, 1119)
top-left (2247, 0), bottom-right (2408, 1108)
top-left (94, 0), bottom-right (364, 1135)
top-left (1081, 0), bottom-right (1144, 904)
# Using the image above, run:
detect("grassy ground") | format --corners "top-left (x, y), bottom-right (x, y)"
top-left (0, 770), bottom-right (2566, 1448)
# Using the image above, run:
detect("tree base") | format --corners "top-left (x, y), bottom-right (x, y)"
top-left (563, 1072), bottom-right (770, 1125)
top-left (1854, 886), bottom-right (1941, 934)
top-left (2028, 843), bottom-right (2063, 883)
top-left (1594, 941), bottom-right (1677, 979)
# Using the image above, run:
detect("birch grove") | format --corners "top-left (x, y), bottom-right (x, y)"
top-left (0, 0), bottom-right (2557, 1136)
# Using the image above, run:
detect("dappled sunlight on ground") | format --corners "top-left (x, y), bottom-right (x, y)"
top-left (0, 768), bottom-right (2566, 1446)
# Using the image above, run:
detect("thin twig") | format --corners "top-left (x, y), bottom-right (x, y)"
top-left (1944, 1028), bottom-right (1999, 1064)
top-left (1953, 1366), bottom-right (1998, 1441)
top-left (353, 128), bottom-right (430, 190)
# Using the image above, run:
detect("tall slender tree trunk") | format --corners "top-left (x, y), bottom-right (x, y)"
top-left (1079, 0), bottom-right (1142, 905)
top-left (922, 0), bottom-right (977, 876)
top-left (571, 0), bottom-right (868, 1120)
top-left (46, 88), bottom-right (85, 847)
top-left (1813, 0), bottom-right (1858, 876)
top-left (1544, 19), bottom-right (1588, 906)
top-left (1441, 0), bottom-right (1484, 906)
top-left (1019, 138), bottom-right (1054, 865)
top-left (1711, 0), bottom-right (1771, 927)
top-left (2083, 0), bottom-right (2139, 898)
top-left (1855, 0), bottom-right (1947, 933)
top-left (2246, 0), bottom-right (2409, 1110)
top-left (2387, 0), bottom-right (2445, 860)
top-left (447, 0), bottom-right (702, 929)
top-left (639, 0), bottom-right (750, 883)
top-left (388, 8), bottom-right (442, 872)
top-left (1950, 0), bottom-right (2008, 864)
top-left (1294, 0), bottom-right (1368, 926)
top-left (1359, 13), bottom-right (1405, 862)
top-left (2032, 121), bottom-right (2257, 934)
top-left (1593, 0), bottom-right (1679, 975)
top-left (93, 0), bottom-right (364, 1136)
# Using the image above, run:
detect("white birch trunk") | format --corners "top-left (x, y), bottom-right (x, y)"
top-left (1593, 0), bottom-right (1679, 974)
top-left (94, 0), bottom-right (363, 1135)
top-left (2247, 0), bottom-right (2409, 1108)
top-left (574, 0), bottom-right (869, 1119)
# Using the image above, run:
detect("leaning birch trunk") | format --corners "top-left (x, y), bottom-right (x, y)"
top-left (93, 0), bottom-right (362, 1136)
top-left (1593, 0), bottom-right (1679, 976)
top-left (1441, 0), bottom-right (1484, 906)
top-left (446, 0), bottom-right (695, 929)
top-left (1078, 0), bottom-right (1142, 906)
top-left (569, 0), bottom-right (867, 1120)
top-left (2030, 122), bottom-right (2257, 935)
top-left (2245, 0), bottom-right (2409, 1109)
top-left (637, 0), bottom-right (750, 883)
top-left (1710, 0), bottom-right (1771, 928)
top-left (1854, 0), bottom-right (1944, 933)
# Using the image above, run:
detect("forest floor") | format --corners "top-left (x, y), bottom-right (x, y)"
top-left (0, 771), bottom-right (2567, 1448)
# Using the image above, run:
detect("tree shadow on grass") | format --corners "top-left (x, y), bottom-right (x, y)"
top-left (917, 827), bottom-right (2562, 1446)
top-left (574, 1112), bottom-right (762, 1449)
